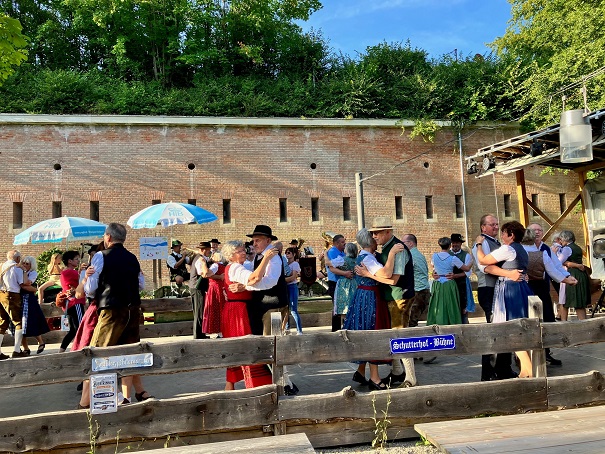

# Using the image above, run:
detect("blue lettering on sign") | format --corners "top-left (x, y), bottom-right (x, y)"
top-left (390, 334), bottom-right (456, 354)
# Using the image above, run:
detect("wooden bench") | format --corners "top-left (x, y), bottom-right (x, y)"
top-left (415, 405), bottom-right (605, 453)
top-left (140, 433), bottom-right (315, 453)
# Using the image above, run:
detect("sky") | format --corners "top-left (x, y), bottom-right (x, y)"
top-left (297, 0), bottom-right (513, 60)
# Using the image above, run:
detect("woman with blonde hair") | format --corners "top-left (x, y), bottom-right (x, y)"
top-left (37, 253), bottom-right (63, 304)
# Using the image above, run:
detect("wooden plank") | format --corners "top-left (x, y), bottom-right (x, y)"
top-left (275, 319), bottom-right (542, 365)
top-left (154, 311), bottom-right (193, 323)
top-left (279, 379), bottom-right (548, 421)
top-left (415, 406), bottom-right (605, 454)
top-left (542, 318), bottom-right (605, 348)
top-left (0, 386), bottom-right (279, 453)
top-left (445, 429), bottom-right (605, 453)
top-left (0, 336), bottom-right (274, 388)
top-left (548, 371), bottom-right (605, 408)
top-left (543, 193), bottom-right (582, 241)
top-left (40, 297), bottom-right (193, 318)
top-left (141, 433), bottom-right (315, 453)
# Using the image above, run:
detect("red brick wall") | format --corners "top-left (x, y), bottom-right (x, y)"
top-left (0, 116), bottom-right (583, 281)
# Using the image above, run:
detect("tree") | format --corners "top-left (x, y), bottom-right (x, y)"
top-left (0, 14), bottom-right (28, 84)
top-left (491, 0), bottom-right (605, 127)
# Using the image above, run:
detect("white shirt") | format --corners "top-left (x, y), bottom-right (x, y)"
top-left (359, 250), bottom-right (384, 276)
top-left (489, 244), bottom-right (517, 263)
top-left (1, 260), bottom-right (24, 292)
top-left (287, 261), bottom-right (301, 285)
top-left (450, 249), bottom-right (473, 277)
top-left (166, 252), bottom-right (190, 269)
top-left (246, 243), bottom-right (282, 290)
top-left (472, 234), bottom-right (500, 274)
top-left (84, 251), bottom-right (145, 297)
top-left (228, 260), bottom-right (278, 291)
top-left (195, 255), bottom-right (210, 276)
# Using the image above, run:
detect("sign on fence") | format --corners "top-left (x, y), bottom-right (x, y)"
top-left (92, 353), bottom-right (154, 372)
top-left (90, 373), bottom-right (118, 415)
top-left (390, 334), bottom-right (456, 354)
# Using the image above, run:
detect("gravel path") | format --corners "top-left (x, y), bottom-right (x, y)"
top-left (317, 439), bottom-right (440, 453)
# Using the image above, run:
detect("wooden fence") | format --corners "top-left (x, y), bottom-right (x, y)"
top-left (0, 309), bottom-right (604, 453)
top-left (0, 297), bottom-right (331, 346)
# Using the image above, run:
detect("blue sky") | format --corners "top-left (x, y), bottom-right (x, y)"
top-left (298, 0), bottom-right (512, 59)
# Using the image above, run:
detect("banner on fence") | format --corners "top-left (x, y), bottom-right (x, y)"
top-left (90, 373), bottom-right (118, 415)
top-left (92, 353), bottom-right (154, 372)
top-left (390, 334), bottom-right (456, 354)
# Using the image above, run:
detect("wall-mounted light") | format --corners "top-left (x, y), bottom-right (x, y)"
top-left (560, 109), bottom-right (593, 163)
top-left (467, 159), bottom-right (478, 175)
top-left (482, 156), bottom-right (496, 171)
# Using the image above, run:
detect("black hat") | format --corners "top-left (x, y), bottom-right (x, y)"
top-left (171, 239), bottom-right (183, 248)
top-left (246, 224), bottom-right (278, 241)
top-left (450, 233), bottom-right (465, 243)
top-left (289, 239), bottom-right (298, 245)
top-left (210, 239), bottom-right (221, 244)
top-left (197, 241), bottom-right (211, 249)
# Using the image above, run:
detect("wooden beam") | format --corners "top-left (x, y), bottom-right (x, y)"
top-left (541, 317), bottom-right (605, 349)
top-left (543, 193), bottom-right (582, 241)
top-left (573, 160), bottom-right (605, 174)
top-left (275, 319), bottom-right (542, 365)
top-left (0, 386), bottom-right (279, 452)
top-left (525, 199), bottom-right (554, 226)
top-left (516, 169), bottom-right (529, 226)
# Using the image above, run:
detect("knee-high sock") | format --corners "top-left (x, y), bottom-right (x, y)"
top-left (13, 329), bottom-right (23, 352)
top-left (401, 357), bottom-right (417, 386)
top-left (392, 357), bottom-right (404, 375)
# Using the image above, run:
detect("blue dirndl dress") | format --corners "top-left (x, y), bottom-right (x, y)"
top-left (493, 242), bottom-right (534, 323)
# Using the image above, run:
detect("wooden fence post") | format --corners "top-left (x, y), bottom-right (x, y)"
top-left (528, 295), bottom-right (547, 378)
top-left (270, 312), bottom-right (286, 436)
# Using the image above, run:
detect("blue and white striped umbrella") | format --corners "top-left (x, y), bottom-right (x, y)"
top-left (13, 216), bottom-right (107, 245)
top-left (127, 202), bottom-right (218, 229)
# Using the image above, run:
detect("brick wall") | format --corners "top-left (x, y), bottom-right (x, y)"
top-left (0, 115), bottom-right (583, 281)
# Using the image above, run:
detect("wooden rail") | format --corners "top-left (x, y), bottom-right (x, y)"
top-left (0, 317), bottom-right (604, 452)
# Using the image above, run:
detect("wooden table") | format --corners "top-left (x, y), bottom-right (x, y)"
top-left (415, 405), bottom-right (605, 453)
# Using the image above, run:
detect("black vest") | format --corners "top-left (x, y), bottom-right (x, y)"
top-left (377, 236), bottom-right (415, 301)
top-left (96, 243), bottom-right (141, 310)
top-left (252, 254), bottom-right (289, 310)
top-left (167, 252), bottom-right (188, 277)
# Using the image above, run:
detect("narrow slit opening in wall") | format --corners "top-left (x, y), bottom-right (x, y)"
top-left (531, 193), bottom-right (539, 217)
top-left (455, 195), bottom-right (463, 219)
top-left (52, 201), bottom-right (62, 218)
top-left (90, 201), bottom-right (99, 221)
top-left (188, 199), bottom-right (196, 206)
top-left (395, 196), bottom-right (403, 220)
top-left (13, 202), bottom-right (22, 229)
top-left (152, 199), bottom-right (161, 205)
top-left (559, 193), bottom-right (566, 214)
top-left (311, 197), bottom-right (319, 222)
top-left (223, 199), bottom-right (231, 224)
top-left (504, 194), bottom-right (511, 218)
top-left (425, 195), bottom-right (433, 219)
top-left (343, 197), bottom-right (351, 221)
top-left (279, 198), bottom-right (288, 223)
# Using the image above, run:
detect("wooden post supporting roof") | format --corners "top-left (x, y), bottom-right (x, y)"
top-left (516, 170), bottom-right (529, 227)
top-left (578, 171), bottom-right (591, 267)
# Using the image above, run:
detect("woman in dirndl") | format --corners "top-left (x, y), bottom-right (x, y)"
top-left (427, 237), bottom-right (472, 326)
top-left (200, 253), bottom-right (226, 337)
top-left (220, 240), bottom-right (278, 390)
top-left (19, 256), bottom-right (50, 355)
top-left (343, 228), bottom-right (404, 391)
top-left (556, 230), bottom-right (590, 321)
top-left (475, 221), bottom-right (534, 378)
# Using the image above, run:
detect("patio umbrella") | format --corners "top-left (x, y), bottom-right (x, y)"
top-left (13, 216), bottom-right (107, 245)
top-left (126, 202), bottom-right (218, 229)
